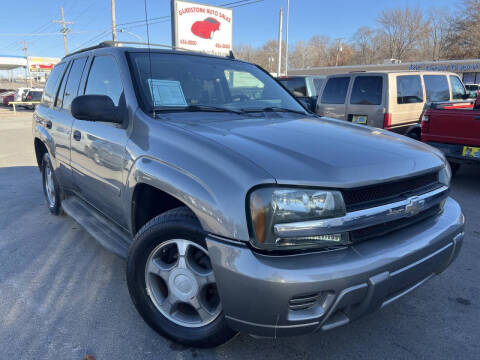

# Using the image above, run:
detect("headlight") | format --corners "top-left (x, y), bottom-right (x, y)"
top-left (249, 187), bottom-right (349, 251)
top-left (439, 162), bottom-right (452, 187)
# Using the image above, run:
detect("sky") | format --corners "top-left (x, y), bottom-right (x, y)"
top-left (0, 0), bottom-right (457, 59)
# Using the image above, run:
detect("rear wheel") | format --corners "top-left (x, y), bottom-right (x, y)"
top-left (449, 162), bottom-right (461, 176)
top-left (127, 207), bottom-right (237, 348)
top-left (41, 152), bottom-right (62, 215)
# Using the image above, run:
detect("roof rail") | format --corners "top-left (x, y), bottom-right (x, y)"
top-left (65, 41), bottom-right (235, 59)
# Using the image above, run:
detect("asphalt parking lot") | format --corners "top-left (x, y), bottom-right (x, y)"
top-left (0, 107), bottom-right (478, 360)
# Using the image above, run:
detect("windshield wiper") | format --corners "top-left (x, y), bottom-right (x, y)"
top-left (152, 104), bottom-right (243, 114)
top-left (240, 106), bottom-right (307, 115)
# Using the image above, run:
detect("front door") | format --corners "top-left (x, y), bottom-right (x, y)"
top-left (70, 55), bottom-right (129, 227)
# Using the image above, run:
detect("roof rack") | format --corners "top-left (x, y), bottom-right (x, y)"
top-left (65, 41), bottom-right (235, 59)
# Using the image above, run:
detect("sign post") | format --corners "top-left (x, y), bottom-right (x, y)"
top-left (171, 0), bottom-right (233, 56)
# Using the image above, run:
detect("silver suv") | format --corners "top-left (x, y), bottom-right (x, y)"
top-left (33, 42), bottom-right (464, 348)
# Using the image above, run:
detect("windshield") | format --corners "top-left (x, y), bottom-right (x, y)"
top-left (128, 52), bottom-right (305, 114)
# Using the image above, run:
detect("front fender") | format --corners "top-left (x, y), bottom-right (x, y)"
top-left (125, 156), bottom-right (240, 240)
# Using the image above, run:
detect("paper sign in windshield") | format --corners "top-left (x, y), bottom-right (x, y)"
top-left (148, 79), bottom-right (187, 107)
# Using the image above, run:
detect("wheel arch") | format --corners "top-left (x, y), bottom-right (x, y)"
top-left (126, 157), bottom-right (226, 238)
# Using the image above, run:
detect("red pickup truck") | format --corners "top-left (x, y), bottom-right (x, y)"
top-left (422, 98), bottom-right (480, 174)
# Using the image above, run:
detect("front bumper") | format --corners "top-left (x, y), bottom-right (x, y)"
top-left (206, 197), bottom-right (464, 337)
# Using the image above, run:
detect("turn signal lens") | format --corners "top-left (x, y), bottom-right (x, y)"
top-left (250, 192), bottom-right (266, 243)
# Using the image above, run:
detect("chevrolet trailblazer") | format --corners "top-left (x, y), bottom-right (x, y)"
top-left (33, 42), bottom-right (464, 348)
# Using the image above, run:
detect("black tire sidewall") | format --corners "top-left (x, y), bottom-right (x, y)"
top-left (41, 152), bottom-right (61, 215)
top-left (126, 209), bottom-right (236, 348)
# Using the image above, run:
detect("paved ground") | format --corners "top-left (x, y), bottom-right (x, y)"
top-left (0, 107), bottom-right (479, 360)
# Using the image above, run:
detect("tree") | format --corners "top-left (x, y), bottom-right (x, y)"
top-left (444, 0), bottom-right (480, 59)
top-left (377, 6), bottom-right (429, 60)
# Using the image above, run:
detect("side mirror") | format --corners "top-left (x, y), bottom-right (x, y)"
top-left (462, 93), bottom-right (470, 100)
top-left (71, 95), bottom-right (122, 123)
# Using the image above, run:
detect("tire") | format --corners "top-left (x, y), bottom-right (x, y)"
top-left (449, 162), bottom-right (461, 176)
top-left (41, 152), bottom-right (62, 215)
top-left (407, 130), bottom-right (420, 141)
top-left (126, 207), bottom-right (237, 348)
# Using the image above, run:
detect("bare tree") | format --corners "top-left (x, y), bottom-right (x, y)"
top-left (444, 0), bottom-right (480, 59)
top-left (377, 6), bottom-right (428, 60)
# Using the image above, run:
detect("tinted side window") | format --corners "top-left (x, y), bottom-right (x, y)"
top-left (55, 62), bottom-right (72, 108)
top-left (350, 76), bottom-right (383, 105)
top-left (62, 57), bottom-right (87, 111)
top-left (84, 56), bottom-right (123, 106)
top-left (279, 78), bottom-right (307, 97)
top-left (42, 62), bottom-right (66, 105)
top-left (424, 75), bottom-right (449, 102)
top-left (450, 76), bottom-right (466, 100)
top-left (397, 75), bottom-right (423, 104)
top-left (320, 77), bottom-right (350, 104)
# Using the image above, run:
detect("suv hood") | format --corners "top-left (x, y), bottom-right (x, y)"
top-left (167, 115), bottom-right (444, 188)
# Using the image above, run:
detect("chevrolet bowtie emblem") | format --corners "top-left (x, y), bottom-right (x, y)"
top-left (405, 196), bottom-right (425, 217)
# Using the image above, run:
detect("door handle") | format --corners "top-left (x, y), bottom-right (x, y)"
top-left (45, 120), bottom-right (52, 129)
top-left (73, 130), bottom-right (81, 141)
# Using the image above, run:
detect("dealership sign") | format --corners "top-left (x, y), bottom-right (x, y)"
top-left (171, 0), bottom-right (233, 56)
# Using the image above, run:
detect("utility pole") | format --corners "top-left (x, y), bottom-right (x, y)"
top-left (277, 7), bottom-right (283, 77)
top-left (111, 0), bottom-right (117, 42)
top-left (285, 0), bottom-right (290, 76)
top-left (21, 41), bottom-right (32, 88)
top-left (53, 7), bottom-right (73, 55)
top-left (335, 37), bottom-right (344, 67)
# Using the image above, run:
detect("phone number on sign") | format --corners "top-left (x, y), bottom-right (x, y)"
top-left (215, 43), bottom-right (231, 49)
top-left (180, 39), bottom-right (197, 45)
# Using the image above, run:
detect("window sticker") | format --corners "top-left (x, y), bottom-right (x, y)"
top-left (148, 79), bottom-right (187, 107)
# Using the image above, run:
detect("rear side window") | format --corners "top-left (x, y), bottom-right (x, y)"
top-left (424, 75), bottom-right (449, 102)
top-left (450, 76), bottom-right (466, 100)
top-left (397, 75), bottom-right (423, 104)
top-left (320, 77), bottom-right (350, 104)
top-left (42, 62), bottom-right (66, 105)
top-left (55, 62), bottom-right (71, 108)
top-left (84, 55), bottom-right (123, 106)
top-left (350, 76), bottom-right (383, 105)
top-left (61, 57), bottom-right (87, 111)
top-left (279, 78), bottom-right (307, 97)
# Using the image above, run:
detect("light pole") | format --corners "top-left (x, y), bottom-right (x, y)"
top-left (285, 0), bottom-right (290, 76)
top-left (119, 29), bottom-right (143, 41)
top-left (335, 37), bottom-right (344, 67)
top-left (277, 7), bottom-right (283, 77)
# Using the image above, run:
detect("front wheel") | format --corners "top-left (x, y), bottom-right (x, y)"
top-left (126, 207), bottom-right (237, 348)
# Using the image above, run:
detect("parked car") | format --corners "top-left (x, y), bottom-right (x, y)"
top-left (0, 91), bottom-right (15, 104)
top-left (13, 87), bottom-right (43, 102)
top-left (464, 83), bottom-right (480, 98)
top-left (23, 90), bottom-right (43, 110)
top-left (316, 71), bottom-right (467, 139)
top-left (2, 93), bottom-right (14, 106)
top-left (33, 43), bottom-right (464, 348)
top-left (191, 17), bottom-right (220, 39)
top-left (422, 98), bottom-right (480, 174)
top-left (278, 75), bottom-right (325, 112)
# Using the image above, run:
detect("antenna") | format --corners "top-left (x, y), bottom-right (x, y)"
top-left (144, 0), bottom-right (155, 116)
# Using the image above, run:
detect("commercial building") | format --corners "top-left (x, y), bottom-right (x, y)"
top-left (290, 59), bottom-right (480, 84)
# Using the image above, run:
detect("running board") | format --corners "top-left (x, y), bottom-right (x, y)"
top-left (61, 196), bottom-right (131, 259)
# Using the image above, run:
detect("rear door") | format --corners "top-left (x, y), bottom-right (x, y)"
top-left (391, 74), bottom-right (425, 132)
top-left (316, 76), bottom-right (351, 120)
top-left (70, 54), bottom-right (129, 227)
top-left (346, 74), bottom-right (384, 128)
